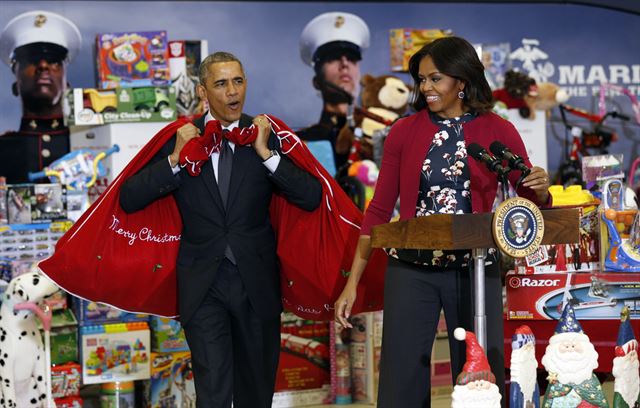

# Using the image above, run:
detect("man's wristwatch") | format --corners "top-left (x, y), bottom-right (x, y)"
top-left (262, 149), bottom-right (279, 161)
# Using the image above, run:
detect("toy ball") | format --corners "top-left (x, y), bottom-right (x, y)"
top-left (604, 208), bottom-right (617, 221)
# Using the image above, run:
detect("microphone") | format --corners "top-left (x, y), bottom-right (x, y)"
top-left (467, 143), bottom-right (508, 175)
top-left (489, 141), bottom-right (531, 177)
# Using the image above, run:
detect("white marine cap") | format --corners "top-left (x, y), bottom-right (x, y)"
top-left (0, 10), bottom-right (82, 66)
top-left (299, 11), bottom-right (370, 67)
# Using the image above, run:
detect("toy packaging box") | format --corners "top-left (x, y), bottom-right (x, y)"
top-left (73, 297), bottom-right (149, 325)
top-left (275, 312), bottom-right (330, 402)
top-left (598, 207), bottom-right (639, 273)
top-left (70, 122), bottom-right (168, 184)
top-left (96, 31), bottom-right (170, 89)
top-left (348, 311), bottom-right (383, 403)
top-left (144, 351), bottom-right (195, 408)
top-left (389, 28), bottom-right (451, 72)
top-left (5, 184), bottom-right (67, 225)
top-left (51, 362), bottom-right (82, 399)
top-left (80, 322), bottom-right (150, 384)
top-left (6, 185), bottom-right (33, 224)
top-left (506, 271), bottom-right (640, 320)
top-left (0, 220), bottom-right (70, 263)
top-left (44, 308), bottom-right (79, 365)
top-left (514, 204), bottom-right (600, 274)
top-left (0, 179), bottom-right (7, 224)
top-left (479, 43), bottom-right (511, 89)
top-left (31, 183), bottom-right (67, 222)
top-left (54, 396), bottom-right (82, 408)
top-left (169, 40), bottom-right (207, 118)
top-left (150, 316), bottom-right (189, 352)
top-left (69, 86), bottom-right (177, 126)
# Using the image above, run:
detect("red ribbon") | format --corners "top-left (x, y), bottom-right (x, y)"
top-left (178, 119), bottom-right (260, 176)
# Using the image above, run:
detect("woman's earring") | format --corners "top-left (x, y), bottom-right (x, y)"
top-left (457, 91), bottom-right (465, 99)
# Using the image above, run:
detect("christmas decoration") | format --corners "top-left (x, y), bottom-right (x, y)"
top-left (612, 306), bottom-right (640, 408)
top-left (510, 325), bottom-right (541, 408)
top-left (541, 303), bottom-right (609, 407)
top-left (451, 327), bottom-right (502, 408)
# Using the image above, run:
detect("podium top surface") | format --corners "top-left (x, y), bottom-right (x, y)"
top-left (371, 207), bottom-right (580, 250)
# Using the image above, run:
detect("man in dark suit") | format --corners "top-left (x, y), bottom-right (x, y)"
top-left (119, 51), bottom-right (322, 408)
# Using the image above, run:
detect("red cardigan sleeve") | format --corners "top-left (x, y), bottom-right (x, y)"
top-left (361, 118), bottom-right (405, 235)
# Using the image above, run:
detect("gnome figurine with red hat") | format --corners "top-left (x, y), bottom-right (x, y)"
top-left (541, 303), bottom-right (609, 407)
top-left (510, 325), bottom-right (541, 408)
top-left (451, 327), bottom-right (502, 408)
top-left (612, 306), bottom-right (640, 408)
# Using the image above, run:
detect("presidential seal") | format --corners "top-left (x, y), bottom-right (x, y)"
top-left (492, 197), bottom-right (544, 258)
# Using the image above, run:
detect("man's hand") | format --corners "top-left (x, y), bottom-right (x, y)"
top-left (252, 115), bottom-right (272, 160)
top-left (169, 123), bottom-right (200, 166)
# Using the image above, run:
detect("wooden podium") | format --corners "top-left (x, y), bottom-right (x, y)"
top-left (371, 207), bottom-right (581, 348)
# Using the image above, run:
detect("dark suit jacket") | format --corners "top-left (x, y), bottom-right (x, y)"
top-left (119, 113), bottom-right (322, 324)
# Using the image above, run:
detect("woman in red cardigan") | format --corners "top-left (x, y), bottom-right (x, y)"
top-left (335, 36), bottom-right (551, 407)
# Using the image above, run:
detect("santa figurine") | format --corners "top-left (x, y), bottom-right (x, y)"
top-left (612, 306), bottom-right (640, 408)
top-left (510, 325), bottom-right (541, 408)
top-left (541, 303), bottom-right (609, 407)
top-left (451, 327), bottom-right (502, 408)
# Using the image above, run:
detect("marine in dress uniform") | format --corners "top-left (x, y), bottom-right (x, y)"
top-left (0, 10), bottom-right (81, 183)
top-left (297, 11), bottom-right (369, 172)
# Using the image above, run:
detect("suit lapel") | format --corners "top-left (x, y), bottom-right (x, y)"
top-left (193, 114), bottom-right (225, 212)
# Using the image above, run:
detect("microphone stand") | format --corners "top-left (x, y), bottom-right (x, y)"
top-left (474, 165), bottom-right (511, 349)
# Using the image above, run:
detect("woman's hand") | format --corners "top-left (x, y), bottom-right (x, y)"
top-left (334, 280), bottom-right (358, 329)
top-left (522, 166), bottom-right (550, 203)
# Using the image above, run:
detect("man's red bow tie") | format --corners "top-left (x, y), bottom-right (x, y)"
top-left (178, 119), bottom-right (259, 176)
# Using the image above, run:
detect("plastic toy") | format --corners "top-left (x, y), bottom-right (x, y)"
top-left (602, 208), bottom-right (640, 272)
top-left (28, 145), bottom-right (119, 189)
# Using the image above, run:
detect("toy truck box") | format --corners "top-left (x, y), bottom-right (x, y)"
top-left (69, 86), bottom-right (176, 126)
top-left (81, 322), bottom-right (150, 384)
top-left (96, 30), bottom-right (170, 89)
top-left (506, 271), bottom-right (640, 320)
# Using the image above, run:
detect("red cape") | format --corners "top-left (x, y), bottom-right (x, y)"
top-left (40, 116), bottom-right (387, 320)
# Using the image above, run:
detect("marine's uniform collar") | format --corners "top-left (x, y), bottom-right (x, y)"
top-left (18, 115), bottom-right (68, 136)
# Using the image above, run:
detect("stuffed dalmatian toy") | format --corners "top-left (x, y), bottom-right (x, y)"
top-left (0, 270), bottom-right (59, 408)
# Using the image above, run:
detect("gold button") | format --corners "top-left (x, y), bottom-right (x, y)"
top-left (42, 134), bottom-right (51, 142)
top-left (41, 149), bottom-right (51, 158)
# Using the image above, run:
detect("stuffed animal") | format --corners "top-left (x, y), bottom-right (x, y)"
top-left (336, 74), bottom-right (410, 161)
top-left (0, 269), bottom-right (59, 407)
top-left (529, 81), bottom-right (569, 116)
top-left (493, 70), bottom-right (569, 120)
top-left (492, 70), bottom-right (538, 119)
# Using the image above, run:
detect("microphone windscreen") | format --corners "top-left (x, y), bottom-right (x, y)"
top-left (466, 143), bottom-right (485, 160)
top-left (489, 141), bottom-right (508, 157)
